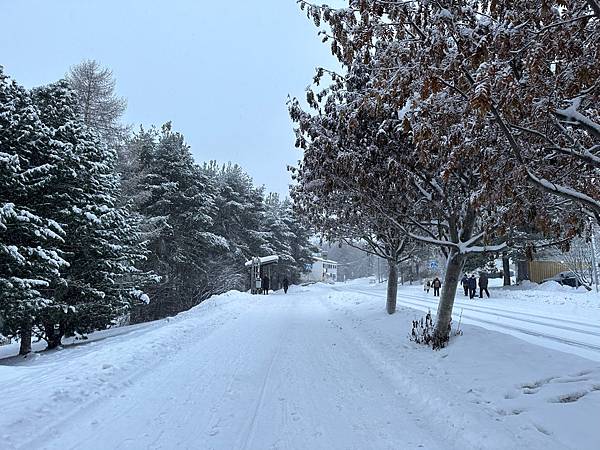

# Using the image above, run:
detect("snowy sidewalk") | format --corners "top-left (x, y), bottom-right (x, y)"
top-left (1, 283), bottom-right (599, 449)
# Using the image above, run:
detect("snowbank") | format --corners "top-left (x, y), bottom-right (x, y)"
top-left (0, 290), bottom-right (257, 449)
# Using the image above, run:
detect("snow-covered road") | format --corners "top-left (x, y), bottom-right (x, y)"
top-left (342, 284), bottom-right (600, 362)
top-left (15, 289), bottom-right (447, 450)
top-left (2, 282), bottom-right (599, 450)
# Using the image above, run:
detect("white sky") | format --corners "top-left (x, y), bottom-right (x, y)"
top-left (0, 0), bottom-right (342, 196)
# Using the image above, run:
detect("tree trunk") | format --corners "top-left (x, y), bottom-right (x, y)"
top-left (44, 321), bottom-right (63, 350)
top-left (502, 252), bottom-right (511, 286)
top-left (19, 325), bottom-right (32, 355)
top-left (433, 249), bottom-right (464, 347)
top-left (386, 259), bottom-right (398, 314)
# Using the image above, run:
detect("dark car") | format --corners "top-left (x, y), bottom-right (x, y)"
top-left (541, 271), bottom-right (591, 290)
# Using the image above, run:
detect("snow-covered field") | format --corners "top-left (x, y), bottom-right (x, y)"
top-left (1, 281), bottom-right (599, 449)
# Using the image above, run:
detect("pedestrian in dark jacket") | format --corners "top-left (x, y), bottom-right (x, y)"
top-left (423, 279), bottom-right (431, 294)
top-left (468, 275), bottom-right (477, 299)
top-left (262, 275), bottom-right (270, 295)
top-left (432, 277), bottom-right (441, 296)
top-left (479, 272), bottom-right (490, 298)
top-left (461, 275), bottom-right (469, 296)
top-left (282, 277), bottom-right (289, 294)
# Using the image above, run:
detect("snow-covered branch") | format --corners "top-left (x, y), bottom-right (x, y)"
top-left (555, 97), bottom-right (600, 140)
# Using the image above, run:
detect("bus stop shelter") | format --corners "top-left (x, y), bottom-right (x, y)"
top-left (245, 255), bottom-right (279, 294)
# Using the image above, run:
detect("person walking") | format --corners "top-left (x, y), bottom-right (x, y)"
top-left (432, 277), bottom-right (441, 296)
top-left (461, 274), bottom-right (469, 296)
top-left (423, 279), bottom-right (431, 294)
top-left (282, 277), bottom-right (289, 294)
top-left (479, 272), bottom-right (490, 298)
top-left (468, 274), bottom-right (477, 299)
top-left (262, 275), bottom-right (270, 295)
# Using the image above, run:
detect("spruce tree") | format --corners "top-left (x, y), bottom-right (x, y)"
top-left (31, 81), bottom-right (150, 347)
top-left (126, 124), bottom-right (224, 320)
top-left (0, 68), bottom-right (67, 354)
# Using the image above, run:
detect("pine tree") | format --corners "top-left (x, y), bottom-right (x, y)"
top-left (0, 68), bottom-right (67, 354)
top-left (125, 124), bottom-right (225, 320)
top-left (207, 162), bottom-right (270, 260)
top-left (262, 194), bottom-right (316, 286)
top-left (280, 199), bottom-right (316, 284)
top-left (31, 80), bottom-right (150, 347)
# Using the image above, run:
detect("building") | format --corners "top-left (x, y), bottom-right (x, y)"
top-left (304, 255), bottom-right (338, 283)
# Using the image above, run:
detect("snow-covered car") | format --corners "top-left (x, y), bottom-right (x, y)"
top-left (541, 271), bottom-right (591, 290)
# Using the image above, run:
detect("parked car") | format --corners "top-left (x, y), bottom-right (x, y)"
top-left (485, 269), bottom-right (503, 279)
top-left (541, 271), bottom-right (591, 290)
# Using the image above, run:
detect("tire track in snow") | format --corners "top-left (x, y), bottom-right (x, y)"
top-left (342, 288), bottom-right (600, 358)
top-left (398, 291), bottom-right (600, 333)
top-left (343, 287), bottom-right (600, 334)
top-left (12, 295), bottom-right (257, 450)
top-left (238, 342), bottom-right (283, 450)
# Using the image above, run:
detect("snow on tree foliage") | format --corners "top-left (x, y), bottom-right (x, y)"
top-left (28, 80), bottom-right (153, 348)
top-left (0, 68), bottom-right (152, 352)
top-left (288, 66), bottom-right (417, 314)
top-left (294, 0), bottom-right (598, 346)
top-left (0, 64), bottom-right (323, 350)
top-left (0, 68), bottom-right (68, 354)
top-left (262, 193), bottom-right (317, 285)
top-left (121, 124), bottom-right (225, 320)
top-left (120, 127), bottom-right (316, 323)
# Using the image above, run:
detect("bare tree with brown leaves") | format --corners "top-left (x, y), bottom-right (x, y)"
top-left (295, 0), bottom-right (593, 346)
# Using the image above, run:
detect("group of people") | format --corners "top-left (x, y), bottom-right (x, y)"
top-left (461, 273), bottom-right (489, 299)
top-left (423, 277), bottom-right (442, 296)
top-left (260, 275), bottom-right (289, 295)
top-left (423, 272), bottom-right (490, 300)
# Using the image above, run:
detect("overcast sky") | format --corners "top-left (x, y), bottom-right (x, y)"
top-left (0, 0), bottom-right (341, 196)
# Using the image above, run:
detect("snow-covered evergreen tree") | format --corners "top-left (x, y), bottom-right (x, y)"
top-left (124, 124), bottom-right (226, 320)
top-left (0, 68), bottom-right (67, 354)
top-left (118, 131), bottom-right (316, 318)
top-left (31, 80), bottom-right (150, 347)
top-left (262, 194), bottom-right (315, 286)
top-left (206, 161), bottom-right (270, 259)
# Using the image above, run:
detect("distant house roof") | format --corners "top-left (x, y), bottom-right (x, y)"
top-left (244, 255), bottom-right (280, 267)
top-left (312, 257), bottom-right (338, 265)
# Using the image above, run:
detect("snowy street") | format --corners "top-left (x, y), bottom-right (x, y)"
top-left (2, 281), bottom-right (600, 450)
top-left (344, 280), bottom-right (600, 362)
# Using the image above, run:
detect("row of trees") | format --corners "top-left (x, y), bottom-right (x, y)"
top-left (119, 125), bottom-right (315, 322)
top-left (291, 0), bottom-right (599, 346)
top-left (0, 68), bottom-right (151, 354)
top-left (1, 62), bottom-right (314, 354)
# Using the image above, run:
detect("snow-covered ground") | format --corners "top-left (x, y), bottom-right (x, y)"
top-left (347, 277), bottom-right (600, 361)
top-left (1, 281), bottom-right (599, 449)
